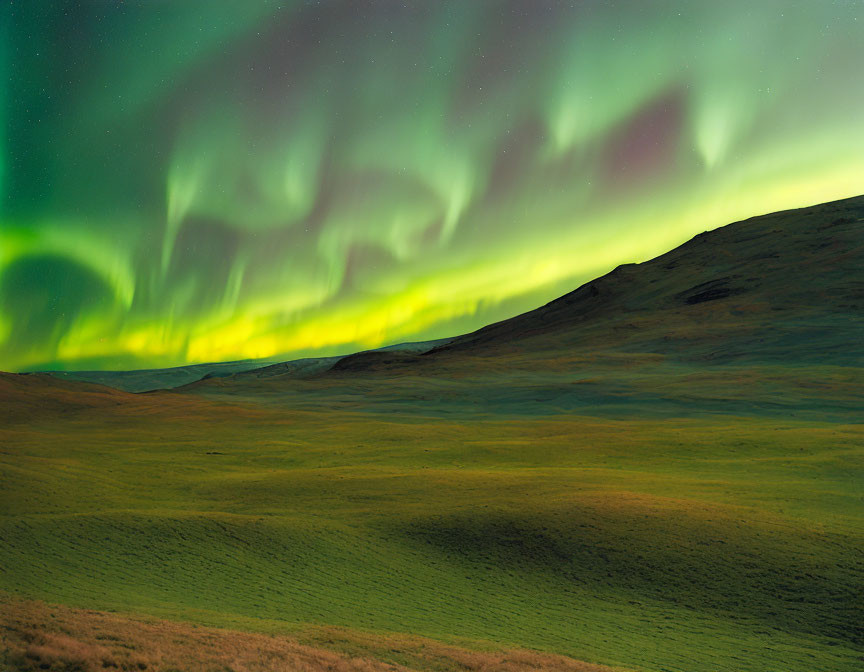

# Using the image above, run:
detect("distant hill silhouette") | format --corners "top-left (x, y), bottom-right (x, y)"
top-left (40, 338), bottom-right (453, 392)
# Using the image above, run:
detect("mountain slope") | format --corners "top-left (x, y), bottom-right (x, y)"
top-left (344, 195), bottom-right (864, 368)
top-left (187, 196), bottom-right (864, 420)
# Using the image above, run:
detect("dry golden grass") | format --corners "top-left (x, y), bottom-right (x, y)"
top-left (0, 597), bottom-right (615, 672)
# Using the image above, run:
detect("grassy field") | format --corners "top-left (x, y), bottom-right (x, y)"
top-left (0, 596), bottom-right (613, 672)
top-left (1, 379), bottom-right (862, 672)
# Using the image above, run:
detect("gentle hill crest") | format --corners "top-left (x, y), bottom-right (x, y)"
top-left (323, 194), bottom-right (864, 374)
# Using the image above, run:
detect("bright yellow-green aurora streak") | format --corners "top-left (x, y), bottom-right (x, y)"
top-left (2, 1), bottom-right (863, 371)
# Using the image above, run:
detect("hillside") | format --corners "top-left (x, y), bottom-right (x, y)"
top-left (432, 195), bottom-right (863, 362)
top-left (0, 596), bottom-right (611, 672)
top-left (187, 196), bottom-right (864, 421)
top-left (41, 338), bottom-right (453, 393)
top-left (43, 358), bottom-right (286, 393)
top-left (0, 372), bottom-right (133, 424)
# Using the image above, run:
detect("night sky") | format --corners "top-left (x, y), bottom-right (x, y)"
top-left (2, 1), bottom-right (864, 371)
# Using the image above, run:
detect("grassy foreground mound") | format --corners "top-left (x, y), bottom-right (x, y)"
top-left (1, 391), bottom-right (861, 672)
top-left (0, 596), bottom-right (612, 672)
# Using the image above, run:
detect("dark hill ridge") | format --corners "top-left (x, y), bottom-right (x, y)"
top-left (43, 357), bottom-right (287, 393)
top-left (186, 195), bottom-right (863, 420)
top-left (332, 195), bottom-right (864, 371)
top-left (228, 337), bottom-right (453, 381)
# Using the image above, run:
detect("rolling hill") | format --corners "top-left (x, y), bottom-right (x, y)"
top-left (41, 338), bottom-right (453, 392)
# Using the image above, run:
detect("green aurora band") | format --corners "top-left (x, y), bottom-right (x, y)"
top-left (2, 1), bottom-right (864, 371)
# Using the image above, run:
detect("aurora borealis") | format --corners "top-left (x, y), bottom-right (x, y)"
top-left (2, 1), bottom-right (864, 371)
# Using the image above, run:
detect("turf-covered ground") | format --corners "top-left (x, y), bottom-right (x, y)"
top-left (0, 596), bottom-right (612, 672)
top-left (1, 381), bottom-right (861, 672)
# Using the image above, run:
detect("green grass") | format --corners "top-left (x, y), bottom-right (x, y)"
top-left (1, 397), bottom-right (862, 672)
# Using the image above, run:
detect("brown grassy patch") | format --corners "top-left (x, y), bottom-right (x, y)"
top-left (0, 597), bottom-right (615, 672)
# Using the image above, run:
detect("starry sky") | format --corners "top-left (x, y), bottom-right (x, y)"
top-left (2, 1), bottom-right (864, 371)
